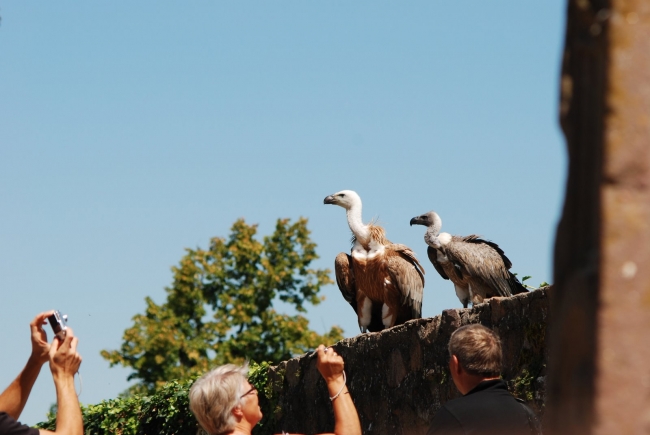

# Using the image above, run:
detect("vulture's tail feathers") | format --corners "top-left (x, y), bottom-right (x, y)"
top-left (509, 272), bottom-right (529, 294)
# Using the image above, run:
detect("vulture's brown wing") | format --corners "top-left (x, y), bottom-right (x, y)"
top-left (443, 235), bottom-right (514, 298)
top-left (470, 237), bottom-right (527, 294)
top-left (386, 244), bottom-right (425, 319)
top-left (334, 252), bottom-right (357, 314)
top-left (427, 246), bottom-right (450, 280)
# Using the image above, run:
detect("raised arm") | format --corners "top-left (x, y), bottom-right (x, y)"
top-left (316, 345), bottom-right (362, 435)
top-left (39, 327), bottom-right (83, 435)
top-left (0, 311), bottom-right (53, 419)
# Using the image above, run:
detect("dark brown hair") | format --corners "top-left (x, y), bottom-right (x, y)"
top-left (449, 324), bottom-right (502, 377)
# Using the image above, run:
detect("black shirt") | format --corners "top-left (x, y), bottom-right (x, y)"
top-left (427, 379), bottom-right (537, 435)
top-left (0, 412), bottom-right (40, 435)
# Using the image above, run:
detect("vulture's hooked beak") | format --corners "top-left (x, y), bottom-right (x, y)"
top-left (324, 195), bottom-right (336, 205)
top-left (409, 217), bottom-right (421, 226)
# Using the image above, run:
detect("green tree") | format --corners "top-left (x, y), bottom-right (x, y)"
top-left (102, 217), bottom-right (343, 394)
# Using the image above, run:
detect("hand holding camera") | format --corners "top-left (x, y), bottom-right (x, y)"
top-left (4, 311), bottom-right (83, 433)
top-left (49, 325), bottom-right (82, 379)
top-left (48, 310), bottom-right (68, 341)
top-left (29, 311), bottom-right (54, 364)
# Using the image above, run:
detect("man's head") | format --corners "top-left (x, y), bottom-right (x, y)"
top-left (448, 324), bottom-right (503, 394)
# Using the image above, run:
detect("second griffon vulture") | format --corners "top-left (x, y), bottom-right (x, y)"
top-left (410, 211), bottom-right (527, 308)
top-left (324, 190), bottom-right (425, 333)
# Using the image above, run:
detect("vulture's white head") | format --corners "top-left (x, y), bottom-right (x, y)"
top-left (323, 190), bottom-right (362, 210)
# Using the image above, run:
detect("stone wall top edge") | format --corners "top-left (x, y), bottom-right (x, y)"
top-left (274, 286), bottom-right (550, 372)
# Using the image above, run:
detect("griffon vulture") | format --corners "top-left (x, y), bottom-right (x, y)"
top-left (410, 211), bottom-right (527, 308)
top-left (324, 190), bottom-right (425, 333)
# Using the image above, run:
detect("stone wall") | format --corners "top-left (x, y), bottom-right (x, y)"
top-left (266, 287), bottom-right (550, 435)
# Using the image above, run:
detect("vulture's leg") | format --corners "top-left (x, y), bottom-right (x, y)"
top-left (357, 295), bottom-right (372, 333)
top-left (381, 303), bottom-right (394, 329)
top-left (454, 284), bottom-right (470, 309)
top-left (467, 283), bottom-right (474, 305)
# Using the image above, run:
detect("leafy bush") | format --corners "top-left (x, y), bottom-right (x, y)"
top-left (36, 362), bottom-right (274, 435)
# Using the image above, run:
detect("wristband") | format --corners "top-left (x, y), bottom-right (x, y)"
top-left (329, 370), bottom-right (347, 401)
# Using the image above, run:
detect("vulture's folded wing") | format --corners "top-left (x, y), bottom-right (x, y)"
top-left (427, 246), bottom-right (450, 280)
top-left (386, 244), bottom-right (425, 318)
top-left (334, 252), bottom-right (358, 314)
top-left (443, 235), bottom-right (514, 298)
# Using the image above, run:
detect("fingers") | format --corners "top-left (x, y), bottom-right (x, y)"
top-left (316, 345), bottom-right (346, 390)
top-left (49, 327), bottom-right (75, 354)
top-left (69, 334), bottom-right (78, 353)
top-left (30, 311), bottom-right (54, 330)
top-left (49, 327), bottom-right (82, 375)
top-left (68, 334), bottom-right (82, 371)
top-left (59, 327), bottom-right (75, 348)
top-left (316, 345), bottom-right (344, 375)
top-left (30, 311), bottom-right (55, 364)
top-left (317, 345), bottom-right (334, 357)
top-left (49, 332), bottom-right (62, 357)
top-left (318, 346), bottom-right (342, 363)
top-left (32, 311), bottom-right (54, 324)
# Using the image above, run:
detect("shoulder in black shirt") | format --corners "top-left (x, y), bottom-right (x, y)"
top-left (0, 412), bottom-right (40, 435)
top-left (427, 379), bottom-right (538, 435)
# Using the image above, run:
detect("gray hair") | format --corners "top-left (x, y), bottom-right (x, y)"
top-left (449, 324), bottom-right (502, 377)
top-left (189, 363), bottom-right (249, 435)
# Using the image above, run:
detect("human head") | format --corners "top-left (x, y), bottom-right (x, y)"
top-left (448, 324), bottom-right (502, 377)
top-left (189, 363), bottom-right (261, 435)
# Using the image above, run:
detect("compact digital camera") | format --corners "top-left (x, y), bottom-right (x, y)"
top-left (48, 310), bottom-right (68, 340)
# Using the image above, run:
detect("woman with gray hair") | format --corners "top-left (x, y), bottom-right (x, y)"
top-left (189, 345), bottom-right (361, 435)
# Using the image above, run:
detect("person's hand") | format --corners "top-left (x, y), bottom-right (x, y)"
top-left (49, 327), bottom-right (82, 379)
top-left (316, 345), bottom-right (345, 384)
top-left (30, 311), bottom-right (54, 365)
top-left (315, 345), bottom-right (360, 435)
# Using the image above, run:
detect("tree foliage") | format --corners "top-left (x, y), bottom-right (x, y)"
top-left (101, 217), bottom-right (343, 394)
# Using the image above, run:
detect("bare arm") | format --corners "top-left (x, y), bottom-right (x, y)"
top-left (316, 345), bottom-right (362, 435)
top-left (274, 346), bottom-right (362, 435)
top-left (39, 327), bottom-right (83, 435)
top-left (0, 311), bottom-right (52, 419)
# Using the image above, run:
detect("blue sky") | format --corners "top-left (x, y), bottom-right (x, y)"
top-left (0, 1), bottom-right (566, 424)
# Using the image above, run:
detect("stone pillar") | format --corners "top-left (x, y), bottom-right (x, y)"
top-left (546, 1), bottom-right (650, 433)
